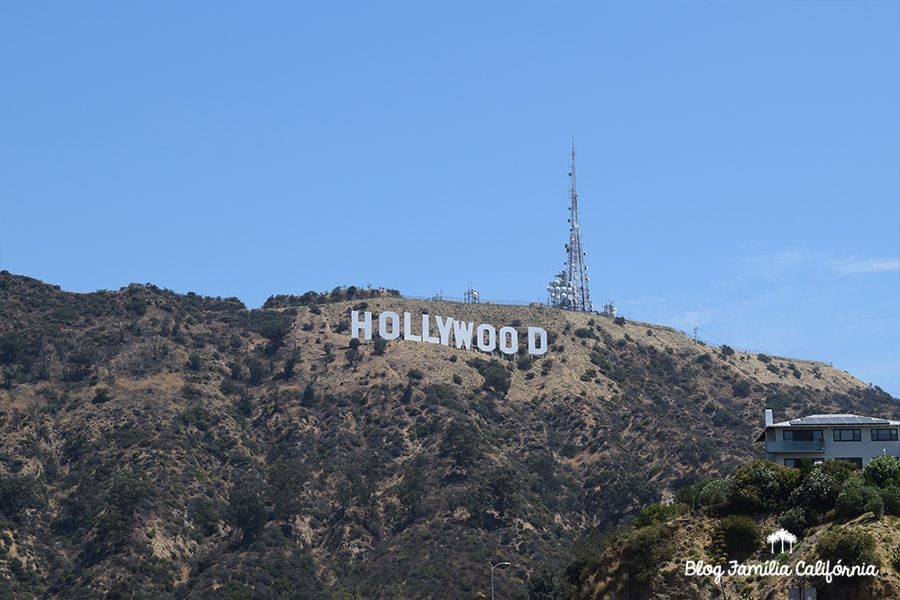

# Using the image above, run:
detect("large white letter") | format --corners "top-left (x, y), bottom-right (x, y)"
top-left (403, 312), bottom-right (421, 342)
top-left (528, 327), bottom-right (548, 356)
top-left (422, 314), bottom-right (440, 344)
top-left (499, 326), bottom-right (517, 355)
top-left (351, 311), bottom-right (372, 340)
top-left (435, 316), bottom-right (454, 346)
top-left (453, 320), bottom-right (474, 350)
top-left (379, 311), bottom-right (400, 340)
top-left (476, 324), bottom-right (496, 352)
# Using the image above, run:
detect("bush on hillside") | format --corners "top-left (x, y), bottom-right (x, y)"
top-left (712, 515), bottom-right (762, 561)
top-left (621, 524), bottom-right (673, 585)
top-left (248, 309), bottom-right (293, 354)
top-left (0, 474), bottom-right (42, 518)
top-left (229, 484), bottom-right (267, 545)
top-left (881, 485), bottom-right (900, 515)
top-left (778, 506), bottom-right (808, 535)
top-left (789, 462), bottom-right (854, 515)
top-left (732, 380), bottom-right (752, 398)
top-left (468, 358), bottom-right (511, 395)
top-left (633, 503), bottom-right (684, 528)
top-left (863, 455), bottom-right (900, 488)
top-left (730, 460), bottom-right (799, 513)
top-left (675, 477), bottom-right (733, 510)
top-left (816, 528), bottom-right (881, 570)
top-left (835, 476), bottom-right (881, 520)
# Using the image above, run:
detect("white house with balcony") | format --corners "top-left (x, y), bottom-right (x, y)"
top-left (759, 409), bottom-right (900, 468)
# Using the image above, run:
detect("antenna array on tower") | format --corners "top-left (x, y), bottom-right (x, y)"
top-left (547, 140), bottom-right (593, 313)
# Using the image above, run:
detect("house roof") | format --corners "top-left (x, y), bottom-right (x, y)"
top-left (770, 414), bottom-right (900, 428)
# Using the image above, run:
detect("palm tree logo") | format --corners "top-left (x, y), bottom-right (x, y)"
top-left (767, 528), bottom-right (797, 554)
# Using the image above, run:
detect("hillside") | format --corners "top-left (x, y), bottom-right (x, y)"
top-left (0, 271), bottom-right (896, 598)
top-left (568, 455), bottom-right (900, 600)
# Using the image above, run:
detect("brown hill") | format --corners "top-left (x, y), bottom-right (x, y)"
top-left (0, 271), bottom-right (895, 598)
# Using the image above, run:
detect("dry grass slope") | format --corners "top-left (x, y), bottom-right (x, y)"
top-left (0, 271), bottom-right (895, 598)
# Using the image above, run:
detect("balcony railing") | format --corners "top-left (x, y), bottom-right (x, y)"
top-left (766, 440), bottom-right (826, 454)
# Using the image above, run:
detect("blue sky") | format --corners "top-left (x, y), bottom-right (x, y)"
top-left (2, 2), bottom-right (898, 397)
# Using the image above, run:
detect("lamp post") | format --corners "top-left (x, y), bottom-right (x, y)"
top-left (491, 561), bottom-right (510, 600)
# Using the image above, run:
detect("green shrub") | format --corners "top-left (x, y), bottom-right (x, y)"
top-left (732, 380), bottom-right (752, 398)
top-left (676, 477), bottom-right (733, 509)
top-left (188, 498), bottom-right (220, 538)
top-left (527, 568), bottom-right (564, 600)
top-left (835, 476), bottom-right (881, 519)
top-left (713, 515), bottom-right (762, 560)
top-left (228, 484), bottom-right (267, 545)
top-left (440, 421), bottom-right (483, 475)
top-left (789, 463), bottom-right (852, 515)
top-left (622, 524), bottom-right (673, 584)
top-left (882, 485), bottom-right (900, 515)
top-left (816, 528), bottom-right (881, 570)
top-left (891, 543), bottom-right (900, 573)
top-left (248, 309), bottom-right (292, 353)
top-left (0, 474), bottom-right (41, 517)
top-left (469, 359), bottom-right (511, 395)
top-left (246, 358), bottom-right (267, 385)
top-left (282, 353), bottom-right (298, 379)
top-left (731, 460), bottom-right (799, 513)
top-left (267, 459), bottom-right (307, 521)
top-left (91, 387), bottom-right (114, 404)
top-left (766, 391), bottom-right (792, 413)
top-left (779, 506), bottom-right (808, 534)
top-left (633, 503), bottom-right (682, 528)
top-left (863, 455), bottom-right (900, 488)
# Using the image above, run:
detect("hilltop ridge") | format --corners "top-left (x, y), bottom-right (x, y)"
top-left (0, 271), bottom-right (895, 598)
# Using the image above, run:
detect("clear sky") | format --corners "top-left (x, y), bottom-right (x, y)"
top-left (2, 2), bottom-right (899, 397)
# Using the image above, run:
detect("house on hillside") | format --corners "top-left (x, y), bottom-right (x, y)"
top-left (759, 409), bottom-right (900, 468)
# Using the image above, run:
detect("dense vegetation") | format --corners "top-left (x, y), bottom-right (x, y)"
top-left (0, 271), bottom-right (896, 598)
top-left (566, 456), bottom-right (900, 599)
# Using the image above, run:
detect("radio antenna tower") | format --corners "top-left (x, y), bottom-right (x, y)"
top-left (547, 139), bottom-right (593, 312)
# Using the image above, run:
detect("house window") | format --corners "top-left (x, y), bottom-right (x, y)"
top-left (783, 430), bottom-right (822, 442)
top-left (836, 457), bottom-right (863, 469)
top-left (784, 458), bottom-right (804, 468)
top-left (833, 429), bottom-right (861, 442)
top-left (871, 429), bottom-right (898, 442)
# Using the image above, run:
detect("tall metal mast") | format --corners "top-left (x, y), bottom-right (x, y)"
top-left (547, 139), bottom-right (593, 312)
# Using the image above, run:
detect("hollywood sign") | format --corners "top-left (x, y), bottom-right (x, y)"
top-left (350, 311), bottom-right (548, 356)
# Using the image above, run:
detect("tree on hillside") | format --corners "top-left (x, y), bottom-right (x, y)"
top-left (730, 459), bottom-right (799, 513)
top-left (249, 309), bottom-right (293, 355)
top-left (441, 421), bottom-right (483, 477)
top-left (229, 484), bottom-right (267, 545)
top-left (267, 459), bottom-right (307, 522)
top-left (397, 454), bottom-right (430, 523)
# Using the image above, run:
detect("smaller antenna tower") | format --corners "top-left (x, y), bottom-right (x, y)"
top-left (464, 285), bottom-right (480, 304)
top-left (547, 140), bottom-right (594, 312)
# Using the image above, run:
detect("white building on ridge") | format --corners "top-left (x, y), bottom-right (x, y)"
top-left (759, 409), bottom-right (900, 468)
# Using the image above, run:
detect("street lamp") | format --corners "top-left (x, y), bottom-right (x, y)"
top-left (491, 561), bottom-right (511, 600)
